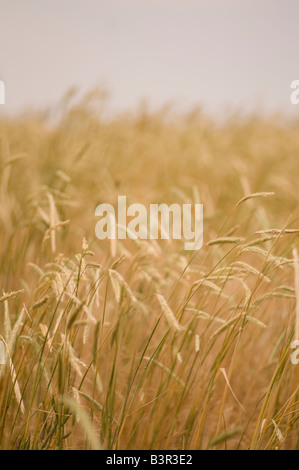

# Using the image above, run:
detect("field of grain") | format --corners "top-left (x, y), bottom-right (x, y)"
top-left (0, 95), bottom-right (299, 450)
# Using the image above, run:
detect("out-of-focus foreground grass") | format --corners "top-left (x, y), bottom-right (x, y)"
top-left (0, 93), bottom-right (299, 450)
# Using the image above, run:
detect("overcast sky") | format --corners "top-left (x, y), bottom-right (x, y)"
top-left (0, 0), bottom-right (299, 116)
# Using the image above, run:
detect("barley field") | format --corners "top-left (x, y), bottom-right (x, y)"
top-left (0, 94), bottom-right (299, 450)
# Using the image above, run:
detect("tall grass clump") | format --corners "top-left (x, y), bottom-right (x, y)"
top-left (0, 93), bottom-right (299, 449)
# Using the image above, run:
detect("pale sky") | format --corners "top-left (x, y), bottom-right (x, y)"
top-left (0, 0), bottom-right (299, 116)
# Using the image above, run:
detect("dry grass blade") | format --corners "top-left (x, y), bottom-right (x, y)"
top-left (0, 290), bottom-right (24, 303)
top-left (156, 294), bottom-right (185, 331)
top-left (256, 229), bottom-right (299, 235)
top-left (143, 356), bottom-right (185, 387)
top-left (62, 396), bottom-right (101, 450)
top-left (219, 368), bottom-right (246, 413)
top-left (207, 237), bottom-right (242, 246)
top-left (209, 429), bottom-right (242, 448)
top-left (195, 335), bottom-right (200, 353)
top-left (0, 337), bottom-right (25, 414)
top-left (236, 192), bottom-right (275, 207)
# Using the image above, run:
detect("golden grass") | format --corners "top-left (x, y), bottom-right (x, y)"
top-left (0, 95), bottom-right (299, 449)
